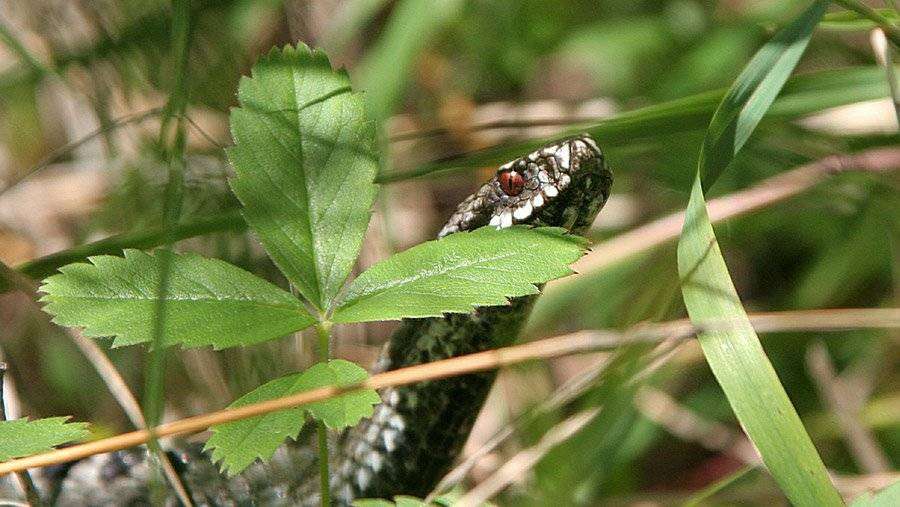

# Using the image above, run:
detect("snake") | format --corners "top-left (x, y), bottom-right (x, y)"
top-left (3, 134), bottom-right (612, 506)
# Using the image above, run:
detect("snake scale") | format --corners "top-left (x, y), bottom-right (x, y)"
top-left (4, 135), bottom-right (612, 505)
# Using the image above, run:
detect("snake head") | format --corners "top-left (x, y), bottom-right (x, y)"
top-left (438, 134), bottom-right (613, 237)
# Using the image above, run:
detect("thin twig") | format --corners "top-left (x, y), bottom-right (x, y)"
top-left (1, 308), bottom-right (899, 476)
top-left (0, 108), bottom-right (164, 198)
top-left (634, 387), bottom-right (760, 465)
top-left (0, 363), bottom-right (44, 506)
top-left (66, 330), bottom-right (194, 506)
top-left (455, 409), bottom-right (600, 507)
top-left (806, 341), bottom-right (891, 473)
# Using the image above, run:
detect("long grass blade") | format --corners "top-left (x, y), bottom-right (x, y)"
top-left (677, 2), bottom-right (842, 505)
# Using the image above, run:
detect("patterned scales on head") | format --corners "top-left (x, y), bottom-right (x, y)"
top-left (439, 134), bottom-right (611, 236)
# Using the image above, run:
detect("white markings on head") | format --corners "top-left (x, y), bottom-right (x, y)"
top-left (583, 136), bottom-right (601, 153)
top-left (513, 200), bottom-right (532, 219)
top-left (556, 144), bottom-right (570, 169)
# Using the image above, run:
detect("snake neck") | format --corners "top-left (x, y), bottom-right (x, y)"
top-left (332, 296), bottom-right (538, 503)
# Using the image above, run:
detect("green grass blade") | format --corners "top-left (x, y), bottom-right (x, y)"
top-left (379, 65), bottom-right (890, 183)
top-left (699, 0), bottom-right (828, 188)
top-left (15, 210), bottom-right (246, 282)
top-left (677, 2), bottom-right (843, 505)
top-left (357, 0), bottom-right (464, 122)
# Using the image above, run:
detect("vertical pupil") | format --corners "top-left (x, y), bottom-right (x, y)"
top-left (500, 171), bottom-right (524, 196)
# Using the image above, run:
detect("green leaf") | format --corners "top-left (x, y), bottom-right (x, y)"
top-left (228, 43), bottom-right (379, 311)
top-left (850, 480), bottom-right (900, 507)
top-left (677, 2), bottom-right (842, 506)
top-left (39, 249), bottom-right (314, 349)
top-left (205, 359), bottom-right (379, 476)
top-left (356, 0), bottom-right (464, 121)
top-left (0, 417), bottom-right (89, 461)
top-left (699, 0), bottom-right (828, 188)
top-left (332, 227), bottom-right (588, 324)
top-left (300, 360), bottom-right (381, 429)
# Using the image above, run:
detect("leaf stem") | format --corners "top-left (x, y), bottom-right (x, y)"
top-left (316, 321), bottom-right (333, 362)
top-left (834, 0), bottom-right (900, 46)
top-left (315, 320), bottom-right (333, 507)
top-left (317, 420), bottom-right (331, 507)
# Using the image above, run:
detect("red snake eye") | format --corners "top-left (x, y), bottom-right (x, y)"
top-left (499, 170), bottom-right (525, 196)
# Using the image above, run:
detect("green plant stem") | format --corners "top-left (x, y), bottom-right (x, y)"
top-left (316, 321), bottom-right (333, 361)
top-left (0, 22), bottom-right (50, 76)
top-left (835, 0), bottom-right (900, 46)
top-left (144, 1), bottom-right (191, 503)
top-left (315, 320), bottom-right (333, 507)
top-left (317, 420), bottom-right (330, 507)
top-left (682, 466), bottom-right (753, 507)
top-left (15, 210), bottom-right (245, 281)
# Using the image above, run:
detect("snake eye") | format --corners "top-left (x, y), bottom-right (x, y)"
top-left (499, 170), bottom-right (525, 196)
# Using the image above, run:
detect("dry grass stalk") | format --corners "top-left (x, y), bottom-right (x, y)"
top-left (1, 308), bottom-right (899, 476)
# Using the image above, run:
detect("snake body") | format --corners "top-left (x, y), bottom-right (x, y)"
top-left (6, 135), bottom-right (611, 505)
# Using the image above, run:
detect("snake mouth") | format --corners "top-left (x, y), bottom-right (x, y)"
top-left (438, 134), bottom-right (609, 237)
